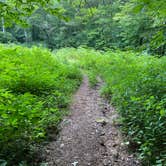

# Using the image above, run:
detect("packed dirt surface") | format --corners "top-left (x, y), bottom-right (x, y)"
top-left (43, 76), bottom-right (140, 166)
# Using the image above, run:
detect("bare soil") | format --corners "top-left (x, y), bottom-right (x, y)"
top-left (43, 76), bottom-right (140, 166)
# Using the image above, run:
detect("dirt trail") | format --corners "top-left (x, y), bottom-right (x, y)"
top-left (43, 76), bottom-right (140, 166)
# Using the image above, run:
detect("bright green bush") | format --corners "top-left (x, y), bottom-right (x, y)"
top-left (55, 48), bottom-right (166, 165)
top-left (0, 45), bottom-right (82, 165)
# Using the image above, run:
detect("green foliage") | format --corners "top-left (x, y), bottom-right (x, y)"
top-left (0, 0), bottom-right (63, 25)
top-left (1, 0), bottom-right (165, 55)
top-left (56, 47), bottom-right (166, 165)
top-left (0, 31), bottom-right (16, 43)
top-left (114, 0), bottom-right (166, 55)
top-left (0, 44), bottom-right (82, 165)
top-left (99, 52), bottom-right (166, 164)
top-left (0, 0), bottom-right (165, 164)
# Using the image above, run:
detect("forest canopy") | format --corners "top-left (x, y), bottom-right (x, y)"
top-left (0, 0), bottom-right (63, 25)
top-left (0, 0), bottom-right (165, 55)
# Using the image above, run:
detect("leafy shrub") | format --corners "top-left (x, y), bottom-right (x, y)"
top-left (0, 44), bottom-right (82, 165)
top-left (0, 90), bottom-right (45, 161)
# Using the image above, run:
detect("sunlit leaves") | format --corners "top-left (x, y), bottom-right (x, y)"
top-left (0, 0), bottom-right (63, 25)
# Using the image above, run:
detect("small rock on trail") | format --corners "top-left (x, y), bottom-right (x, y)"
top-left (43, 76), bottom-right (140, 166)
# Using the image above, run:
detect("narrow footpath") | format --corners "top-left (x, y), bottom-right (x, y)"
top-left (43, 76), bottom-right (140, 166)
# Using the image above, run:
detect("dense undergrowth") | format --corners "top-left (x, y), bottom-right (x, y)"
top-left (0, 45), bottom-right (82, 165)
top-left (56, 48), bottom-right (166, 165)
top-left (0, 45), bottom-right (165, 165)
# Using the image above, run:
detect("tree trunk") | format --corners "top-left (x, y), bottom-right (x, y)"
top-left (24, 29), bottom-right (28, 43)
top-left (1, 17), bottom-right (5, 33)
